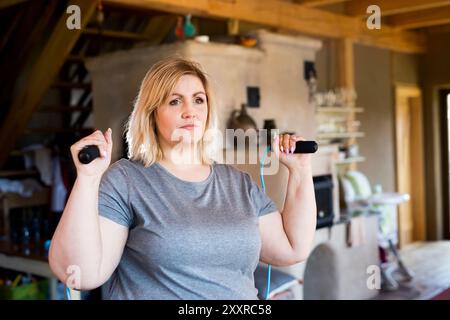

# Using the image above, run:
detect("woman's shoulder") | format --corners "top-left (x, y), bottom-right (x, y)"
top-left (101, 158), bottom-right (129, 180)
top-left (109, 158), bottom-right (151, 171)
top-left (106, 158), bottom-right (130, 172)
top-left (107, 158), bottom-right (166, 179)
top-left (103, 158), bottom-right (142, 179)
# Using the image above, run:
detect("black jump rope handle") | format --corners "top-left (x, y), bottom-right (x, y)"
top-left (292, 140), bottom-right (318, 154)
top-left (77, 141), bottom-right (318, 165)
top-left (269, 140), bottom-right (318, 154)
top-left (78, 145), bottom-right (101, 164)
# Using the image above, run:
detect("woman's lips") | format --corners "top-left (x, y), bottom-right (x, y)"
top-left (180, 125), bottom-right (197, 130)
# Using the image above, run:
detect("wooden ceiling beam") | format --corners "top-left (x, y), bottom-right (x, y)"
top-left (294, 0), bottom-right (350, 7)
top-left (103, 0), bottom-right (426, 53)
top-left (422, 23), bottom-right (450, 34)
top-left (345, 0), bottom-right (450, 17)
top-left (0, 0), bottom-right (27, 10)
top-left (0, 0), bottom-right (97, 167)
top-left (386, 6), bottom-right (450, 30)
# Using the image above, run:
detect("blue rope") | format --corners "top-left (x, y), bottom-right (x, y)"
top-left (260, 148), bottom-right (268, 194)
top-left (260, 146), bottom-right (271, 300)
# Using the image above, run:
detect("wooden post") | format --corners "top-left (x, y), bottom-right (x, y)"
top-left (335, 38), bottom-right (358, 171)
top-left (336, 38), bottom-right (354, 91)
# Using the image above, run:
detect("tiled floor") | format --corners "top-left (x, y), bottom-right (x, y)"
top-left (374, 241), bottom-right (450, 300)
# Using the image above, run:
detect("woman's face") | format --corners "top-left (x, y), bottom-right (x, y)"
top-left (155, 75), bottom-right (208, 147)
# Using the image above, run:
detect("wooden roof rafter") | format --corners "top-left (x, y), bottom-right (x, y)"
top-left (292, 0), bottom-right (350, 7)
top-left (345, 0), bottom-right (450, 17)
top-left (103, 0), bottom-right (426, 53)
top-left (386, 6), bottom-right (450, 30)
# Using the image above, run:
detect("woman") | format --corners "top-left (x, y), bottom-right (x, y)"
top-left (49, 57), bottom-right (317, 300)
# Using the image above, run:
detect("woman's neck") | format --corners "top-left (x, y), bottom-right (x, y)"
top-left (160, 141), bottom-right (202, 168)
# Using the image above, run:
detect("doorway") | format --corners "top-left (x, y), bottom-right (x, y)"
top-left (439, 89), bottom-right (450, 239)
top-left (395, 84), bottom-right (426, 248)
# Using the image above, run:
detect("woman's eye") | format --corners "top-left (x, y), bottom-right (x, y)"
top-left (169, 99), bottom-right (181, 106)
top-left (195, 98), bottom-right (205, 104)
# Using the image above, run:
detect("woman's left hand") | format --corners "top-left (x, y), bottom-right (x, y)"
top-left (271, 133), bottom-right (312, 171)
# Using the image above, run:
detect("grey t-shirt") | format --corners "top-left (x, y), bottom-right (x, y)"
top-left (98, 158), bottom-right (278, 300)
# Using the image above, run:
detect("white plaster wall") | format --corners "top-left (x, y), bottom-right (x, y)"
top-left (85, 30), bottom-right (322, 161)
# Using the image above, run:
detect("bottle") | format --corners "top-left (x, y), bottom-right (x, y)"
top-left (175, 16), bottom-right (184, 40)
top-left (21, 225), bottom-right (30, 256)
top-left (183, 14), bottom-right (196, 38)
top-left (373, 184), bottom-right (382, 194)
top-left (31, 215), bottom-right (41, 255)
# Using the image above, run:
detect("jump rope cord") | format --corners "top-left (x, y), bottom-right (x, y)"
top-left (260, 146), bottom-right (271, 300)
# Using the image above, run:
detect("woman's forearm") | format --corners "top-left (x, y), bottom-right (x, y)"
top-left (281, 166), bottom-right (317, 260)
top-left (48, 175), bottom-right (103, 289)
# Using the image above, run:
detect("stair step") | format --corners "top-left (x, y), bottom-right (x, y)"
top-left (24, 127), bottom-right (94, 134)
top-left (66, 55), bottom-right (86, 64)
top-left (38, 106), bottom-right (92, 113)
top-left (51, 81), bottom-right (91, 90)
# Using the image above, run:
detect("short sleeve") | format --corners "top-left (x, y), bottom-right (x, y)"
top-left (98, 161), bottom-right (133, 227)
top-left (244, 173), bottom-right (278, 217)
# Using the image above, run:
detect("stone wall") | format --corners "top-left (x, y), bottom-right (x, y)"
top-left (86, 29), bottom-right (321, 161)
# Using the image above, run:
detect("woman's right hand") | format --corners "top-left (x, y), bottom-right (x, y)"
top-left (70, 128), bottom-right (113, 178)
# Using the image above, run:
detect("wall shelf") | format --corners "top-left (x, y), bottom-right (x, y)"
top-left (316, 106), bottom-right (364, 113)
top-left (334, 156), bottom-right (366, 165)
top-left (315, 102), bottom-right (364, 171)
top-left (317, 132), bottom-right (365, 139)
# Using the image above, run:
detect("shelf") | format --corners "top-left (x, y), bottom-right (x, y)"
top-left (316, 106), bottom-right (364, 113)
top-left (0, 170), bottom-right (39, 178)
top-left (0, 239), bottom-right (48, 263)
top-left (0, 188), bottom-right (50, 209)
top-left (334, 156), bottom-right (366, 165)
top-left (0, 240), bottom-right (59, 300)
top-left (317, 132), bottom-right (364, 139)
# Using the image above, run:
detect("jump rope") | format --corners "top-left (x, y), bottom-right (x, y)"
top-left (259, 146), bottom-right (272, 300)
top-left (70, 139), bottom-right (317, 300)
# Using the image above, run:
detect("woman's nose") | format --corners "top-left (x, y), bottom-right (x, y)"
top-left (181, 102), bottom-right (196, 118)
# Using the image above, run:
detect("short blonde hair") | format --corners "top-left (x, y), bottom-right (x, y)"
top-left (125, 57), bottom-right (218, 167)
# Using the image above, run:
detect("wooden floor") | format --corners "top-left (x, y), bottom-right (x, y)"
top-left (375, 241), bottom-right (450, 300)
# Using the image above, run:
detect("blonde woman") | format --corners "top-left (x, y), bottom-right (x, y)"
top-left (49, 57), bottom-right (316, 300)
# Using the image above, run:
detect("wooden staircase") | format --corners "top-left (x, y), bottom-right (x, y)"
top-left (0, 1), bottom-right (177, 172)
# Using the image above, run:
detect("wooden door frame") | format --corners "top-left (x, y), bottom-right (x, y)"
top-left (394, 83), bottom-right (426, 247)
top-left (439, 88), bottom-right (450, 239)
